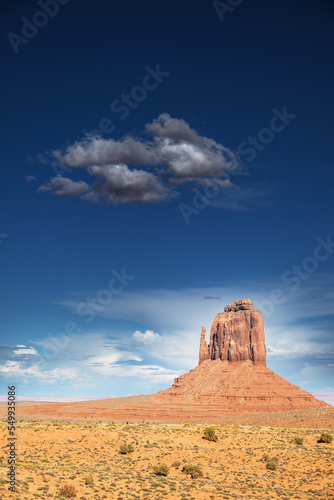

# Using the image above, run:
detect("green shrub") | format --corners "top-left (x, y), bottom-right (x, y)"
top-left (318, 432), bottom-right (333, 444)
top-left (119, 441), bottom-right (135, 454)
top-left (266, 461), bottom-right (278, 471)
top-left (203, 426), bottom-right (218, 442)
top-left (84, 475), bottom-right (94, 485)
top-left (152, 463), bottom-right (170, 476)
top-left (182, 464), bottom-right (203, 478)
top-left (58, 484), bottom-right (77, 498)
top-left (262, 453), bottom-right (278, 464)
top-left (294, 436), bottom-right (304, 445)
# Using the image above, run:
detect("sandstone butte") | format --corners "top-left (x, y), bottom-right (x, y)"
top-left (14, 299), bottom-right (329, 423)
top-left (156, 298), bottom-right (327, 411)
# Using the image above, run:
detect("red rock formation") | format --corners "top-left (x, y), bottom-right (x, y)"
top-left (199, 299), bottom-right (266, 366)
top-left (157, 298), bottom-right (327, 412)
top-left (199, 327), bottom-right (209, 365)
top-left (15, 298), bottom-right (328, 422)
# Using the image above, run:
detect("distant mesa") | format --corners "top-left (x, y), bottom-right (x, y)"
top-left (156, 299), bottom-right (327, 412)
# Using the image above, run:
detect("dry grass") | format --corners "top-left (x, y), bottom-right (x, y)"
top-left (0, 419), bottom-right (333, 499)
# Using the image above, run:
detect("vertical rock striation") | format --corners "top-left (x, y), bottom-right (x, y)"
top-left (199, 327), bottom-right (209, 365)
top-left (199, 299), bottom-right (266, 366)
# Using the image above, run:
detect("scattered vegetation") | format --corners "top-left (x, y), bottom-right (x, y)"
top-left (152, 463), bottom-right (170, 476)
top-left (262, 453), bottom-right (279, 468)
top-left (318, 432), bottom-right (333, 443)
top-left (266, 461), bottom-right (278, 471)
top-left (58, 484), bottom-right (77, 498)
top-left (182, 464), bottom-right (203, 478)
top-left (119, 441), bottom-right (135, 454)
top-left (203, 426), bottom-right (218, 442)
top-left (84, 475), bottom-right (94, 485)
top-left (2, 418), bottom-right (333, 499)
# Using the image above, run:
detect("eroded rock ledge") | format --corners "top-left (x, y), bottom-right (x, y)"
top-left (199, 299), bottom-right (266, 366)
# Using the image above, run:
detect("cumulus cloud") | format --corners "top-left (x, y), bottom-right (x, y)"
top-left (53, 136), bottom-right (157, 168)
top-left (0, 344), bottom-right (39, 361)
top-left (37, 176), bottom-right (91, 198)
top-left (38, 113), bottom-right (246, 206)
top-left (148, 113), bottom-right (240, 180)
top-left (133, 330), bottom-right (161, 344)
top-left (13, 346), bottom-right (38, 356)
top-left (88, 164), bottom-right (170, 204)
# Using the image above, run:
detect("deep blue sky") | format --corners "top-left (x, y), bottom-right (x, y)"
top-left (0, 0), bottom-right (333, 400)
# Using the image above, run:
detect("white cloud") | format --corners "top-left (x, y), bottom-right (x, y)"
top-left (13, 346), bottom-right (38, 356)
top-left (90, 363), bottom-right (182, 383)
top-left (2, 331), bottom-right (182, 388)
top-left (133, 330), bottom-right (161, 344)
top-left (0, 361), bottom-right (77, 381)
top-left (88, 351), bottom-right (143, 366)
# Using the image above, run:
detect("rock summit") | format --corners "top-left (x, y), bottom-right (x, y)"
top-left (199, 299), bottom-right (266, 366)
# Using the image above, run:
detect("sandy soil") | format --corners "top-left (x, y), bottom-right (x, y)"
top-left (0, 419), bottom-right (333, 500)
top-left (0, 396), bottom-right (332, 428)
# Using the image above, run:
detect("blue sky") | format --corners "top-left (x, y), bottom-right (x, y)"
top-left (0, 0), bottom-right (333, 400)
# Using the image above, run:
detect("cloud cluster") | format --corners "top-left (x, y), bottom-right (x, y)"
top-left (133, 330), bottom-right (161, 344)
top-left (0, 332), bottom-right (183, 388)
top-left (0, 344), bottom-right (38, 361)
top-left (38, 113), bottom-right (243, 205)
top-left (38, 176), bottom-right (91, 198)
top-left (0, 360), bottom-right (77, 382)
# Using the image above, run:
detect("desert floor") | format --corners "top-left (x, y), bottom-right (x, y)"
top-left (0, 412), bottom-right (333, 500)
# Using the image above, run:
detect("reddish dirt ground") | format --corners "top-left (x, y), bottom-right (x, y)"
top-left (0, 396), bottom-right (332, 428)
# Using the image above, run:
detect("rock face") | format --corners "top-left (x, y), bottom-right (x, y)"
top-left (157, 298), bottom-right (328, 412)
top-left (199, 299), bottom-right (266, 366)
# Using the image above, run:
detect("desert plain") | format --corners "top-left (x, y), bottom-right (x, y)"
top-left (0, 403), bottom-right (333, 500)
